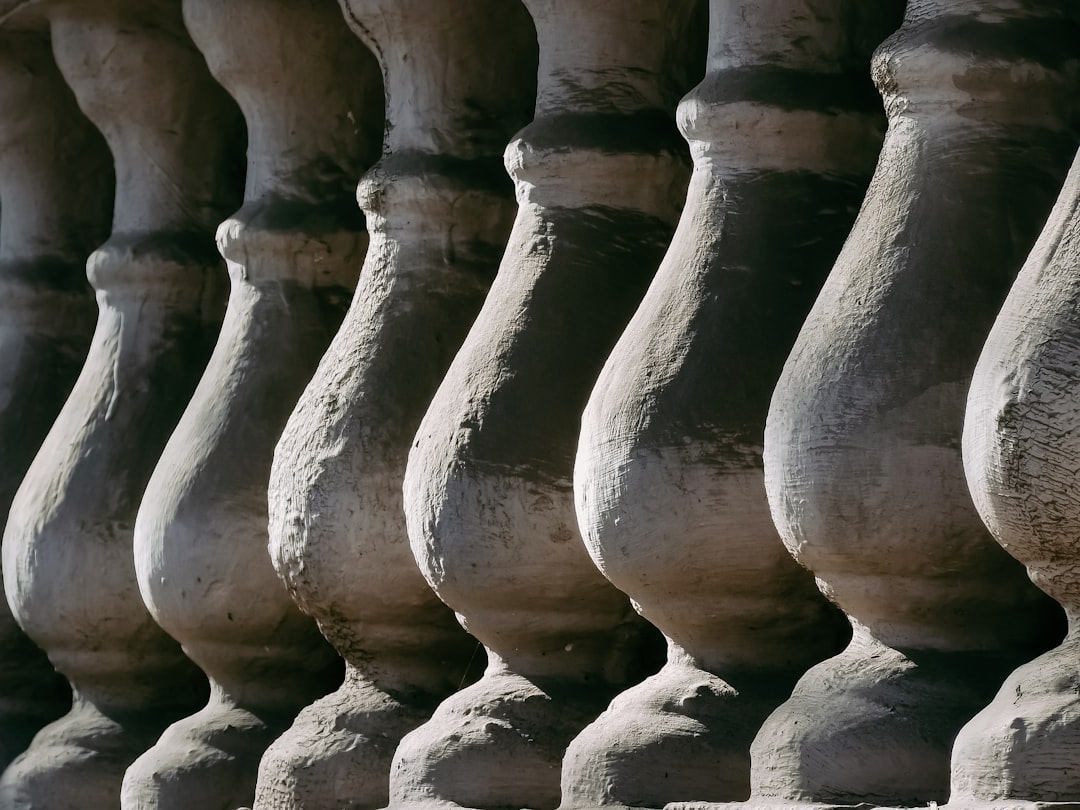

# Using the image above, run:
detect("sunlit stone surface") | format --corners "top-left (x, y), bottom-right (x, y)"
top-left (255, 1), bottom-right (537, 807)
top-left (755, 1), bottom-right (1079, 807)
top-left (122, 1), bottom-right (383, 807)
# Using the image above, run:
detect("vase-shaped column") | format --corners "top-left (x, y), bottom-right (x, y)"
top-left (0, 26), bottom-right (112, 771)
top-left (0, 1), bottom-right (244, 806)
top-left (949, 150), bottom-right (1080, 809)
top-left (754, 2), bottom-right (1080, 807)
top-left (255, 1), bottom-right (537, 808)
top-left (396, 2), bottom-right (701, 808)
top-left (121, 2), bottom-right (383, 808)
top-left (564, 2), bottom-right (905, 808)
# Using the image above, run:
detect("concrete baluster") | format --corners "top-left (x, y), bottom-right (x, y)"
top-left (120, 1), bottom-right (384, 807)
top-left (0, 0), bottom-right (244, 805)
top-left (0, 24), bottom-right (111, 771)
top-left (751, 1), bottom-right (1080, 807)
top-left (395, 1), bottom-right (702, 807)
top-left (563, 2), bottom-right (905, 807)
top-left (254, 1), bottom-right (537, 807)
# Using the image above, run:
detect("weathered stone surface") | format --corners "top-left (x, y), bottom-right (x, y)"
top-left (0, 1), bottom-right (244, 806)
top-left (564, 2), bottom-right (904, 807)
top-left (394, 2), bottom-right (702, 808)
top-left (755, 1), bottom-right (1080, 807)
top-left (254, 1), bottom-right (537, 808)
top-left (0, 25), bottom-right (110, 772)
top-left (951, 146), bottom-right (1080, 809)
top-left (121, 1), bottom-right (383, 807)
top-left (0, 3), bottom-right (1074, 809)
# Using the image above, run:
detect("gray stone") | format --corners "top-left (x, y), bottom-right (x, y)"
top-left (255, 1), bottom-right (537, 807)
top-left (120, 1), bottom-right (384, 807)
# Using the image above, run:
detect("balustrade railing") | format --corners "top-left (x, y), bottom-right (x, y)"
top-left (256, 1), bottom-right (537, 807)
top-left (564, 1), bottom-right (902, 807)
top-left (755, 1), bottom-right (1079, 806)
top-left (121, 1), bottom-right (383, 806)
top-left (0, 0), bottom-right (243, 805)
top-left (395, 1), bottom-right (701, 807)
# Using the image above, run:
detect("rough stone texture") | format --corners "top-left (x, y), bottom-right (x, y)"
top-left (563, 2), bottom-right (905, 808)
top-left (0, 4), bottom-right (1076, 809)
top-left (950, 148), bottom-right (1080, 809)
top-left (0, 25), bottom-right (111, 772)
top-left (254, 1), bottom-right (537, 808)
top-left (394, 2), bottom-right (703, 808)
top-left (120, 1), bottom-right (383, 808)
top-left (0, 1), bottom-right (244, 807)
top-left (755, 1), bottom-right (1080, 807)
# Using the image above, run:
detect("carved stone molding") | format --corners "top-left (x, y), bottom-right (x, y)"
top-left (120, 1), bottom-right (383, 807)
top-left (0, 25), bottom-right (110, 771)
top-left (754, 1), bottom-right (1080, 807)
top-left (394, 1), bottom-right (701, 807)
top-left (563, 2), bottom-right (904, 807)
top-left (0, 0), bottom-right (243, 806)
top-left (254, 1), bottom-right (536, 807)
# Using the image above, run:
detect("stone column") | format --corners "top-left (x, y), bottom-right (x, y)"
top-left (120, 1), bottom-right (383, 808)
top-left (0, 0), bottom-right (244, 806)
top-left (254, 1), bottom-right (536, 807)
top-left (396, 2), bottom-right (700, 808)
top-left (950, 148), bottom-right (1080, 809)
top-left (564, 2), bottom-right (905, 807)
top-left (754, 1), bottom-right (1080, 807)
top-left (0, 25), bottom-right (111, 771)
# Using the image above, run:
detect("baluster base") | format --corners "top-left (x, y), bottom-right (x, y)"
top-left (0, 710), bottom-right (60, 776)
top-left (0, 695), bottom-right (178, 809)
top-left (254, 672), bottom-right (440, 810)
top-left (949, 634), bottom-right (1080, 808)
top-left (561, 659), bottom-right (792, 810)
top-left (387, 664), bottom-right (615, 810)
top-left (121, 691), bottom-right (297, 810)
top-left (749, 630), bottom-right (1025, 808)
top-left (0, 643), bottom-right (70, 771)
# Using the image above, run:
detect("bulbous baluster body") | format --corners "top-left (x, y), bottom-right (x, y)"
top-left (396, 1), bottom-right (702, 807)
top-left (755, 1), bottom-right (1080, 806)
top-left (255, 1), bottom-right (537, 807)
top-left (121, 1), bottom-right (383, 807)
top-left (563, 2), bottom-right (903, 807)
top-left (951, 150), bottom-right (1080, 809)
top-left (0, 1), bottom-right (244, 806)
top-left (0, 25), bottom-right (111, 771)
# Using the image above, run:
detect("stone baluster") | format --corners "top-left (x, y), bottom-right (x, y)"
top-left (0, 25), bottom-right (111, 770)
top-left (395, 2), bottom-right (701, 808)
top-left (753, 1), bottom-right (1080, 807)
top-left (0, 0), bottom-right (244, 806)
top-left (564, 2), bottom-right (906, 807)
top-left (254, 1), bottom-right (537, 807)
top-left (119, 1), bottom-right (383, 808)
top-left (949, 149), bottom-right (1080, 808)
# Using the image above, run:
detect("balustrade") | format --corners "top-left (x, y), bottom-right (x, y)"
top-left (0, 0), bottom-right (244, 806)
top-left (0, 3), bottom-right (1076, 808)
top-left (395, 1), bottom-right (702, 807)
top-left (952, 147), bottom-right (1080, 809)
top-left (0, 24), bottom-right (111, 771)
top-left (754, 1), bottom-right (1079, 806)
top-left (120, 1), bottom-right (383, 807)
top-left (254, 1), bottom-right (537, 808)
top-left (563, 1), bottom-right (905, 807)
